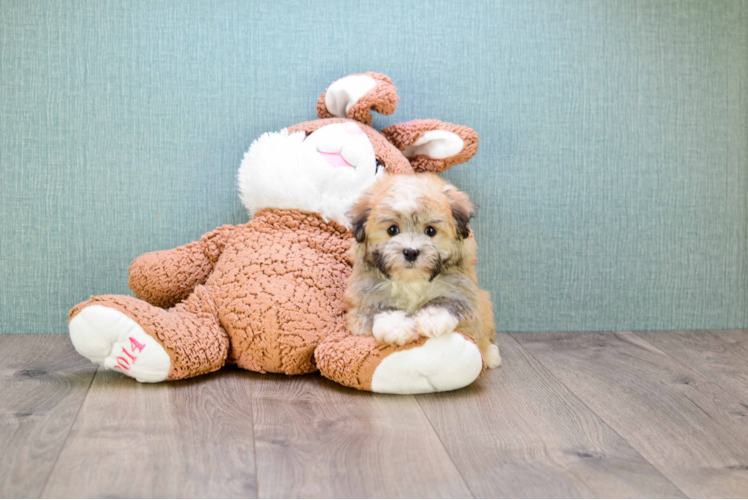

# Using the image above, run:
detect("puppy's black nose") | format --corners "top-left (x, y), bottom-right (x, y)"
top-left (403, 248), bottom-right (419, 262)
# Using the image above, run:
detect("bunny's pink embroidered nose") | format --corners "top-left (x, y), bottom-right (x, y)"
top-left (319, 152), bottom-right (353, 168)
top-left (344, 122), bottom-right (364, 135)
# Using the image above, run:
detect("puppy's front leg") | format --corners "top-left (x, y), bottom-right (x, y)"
top-left (349, 303), bottom-right (419, 346)
top-left (413, 297), bottom-right (468, 339)
top-left (372, 311), bottom-right (419, 346)
top-left (348, 302), bottom-right (396, 336)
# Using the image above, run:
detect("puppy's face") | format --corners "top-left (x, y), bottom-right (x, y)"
top-left (349, 174), bottom-right (475, 282)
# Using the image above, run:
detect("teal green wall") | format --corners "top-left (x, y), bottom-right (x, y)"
top-left (2, 0), bottom-right (746, 333)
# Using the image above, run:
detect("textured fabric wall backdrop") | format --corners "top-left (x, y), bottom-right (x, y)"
top-left (1, 0), bottom-right (746, 334)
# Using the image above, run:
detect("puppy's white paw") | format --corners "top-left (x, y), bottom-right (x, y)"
top-left (372, 311), bottom-right (419, 346)
top-left (414, 307), bottom-right (459, 338)
top-left (69, 305), bottom-right (171, 383)
top-left (484, 343), bottom-right (502, 369)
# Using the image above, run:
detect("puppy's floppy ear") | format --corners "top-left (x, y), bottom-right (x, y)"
top-left (317, 72), bottom-right (399, 126)
top-left (348, 189), bottom-right (374, 243)
top-left (382, 119), bottom-right (478, 173)
top-left (444, 184), bottom-right (475, 240)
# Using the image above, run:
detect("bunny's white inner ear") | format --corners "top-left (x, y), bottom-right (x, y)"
top-left (325, 74), bottom-right (377, 118)
top-left (402, 130), bottom-right (464, 159)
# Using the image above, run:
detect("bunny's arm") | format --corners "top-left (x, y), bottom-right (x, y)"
top-left (128, 224), bottom-right (237, 309)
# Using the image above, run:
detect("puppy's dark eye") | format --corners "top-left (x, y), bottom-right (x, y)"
top-left (425, 226), bottom-right (437, 237)
top-left (387, 225), bottom-right (399, 236)
top-left (375, 160), bottom-right (384, 175)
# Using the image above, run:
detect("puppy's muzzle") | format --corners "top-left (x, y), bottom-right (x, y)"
top-left (403, 248), bottom-right (420, 262)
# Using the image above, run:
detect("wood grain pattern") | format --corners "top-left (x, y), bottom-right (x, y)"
top-left (0, 335), bottom-right (96, 498)
top-left (637, 330), bottom-right (748, 402)
top-left (42, 367), bottom-right (258, 498)
top-left (516, 331), bottom-right (748, 498)
top-left (4, 331), bottom-right (748, 498)
top-left (251, 373), bottom-right (471, 498)
top-left (711, 330), bottom-right (748, 363)
top-left (416, 332), bottom-right (684, 498)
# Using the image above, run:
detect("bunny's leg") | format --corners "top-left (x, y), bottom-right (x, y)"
top-left (68, 285), bottom-right (228, 382)
top-left (314, 330), bottom-right (484, 394)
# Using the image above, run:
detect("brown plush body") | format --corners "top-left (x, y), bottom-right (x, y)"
top-left (75, 210), bottom-right (352, 378)
top-left (68, 73), bottom-right (490, 393)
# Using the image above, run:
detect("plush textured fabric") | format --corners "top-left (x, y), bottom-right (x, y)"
top-left (235, 125), bottom-right (380, 227)
top-left (105, 209), bottom-right (354, 376)
top-left (70, 287), bottom-right (230, 380)
top-left (2, 1), bottom-right (747, 334)
top-left (317, 72), bottom-right (399, 126)
top-left (288, 119), bottom-right (415, 176)
top-left (207, 209), bottom-right (352, 374)
top-left (128, 225), bottom-right (235, 309)
top-left (382, 120), bottom-right (479, 173)
top-left (69, 304), bottom-right (173, 382)
top-left (316, 330), bottom-right (484, 391)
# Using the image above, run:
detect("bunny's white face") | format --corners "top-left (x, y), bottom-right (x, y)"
top-left (298, 121), bottom-right (382, 191)
top-left (237, 122), bottom-right (382, 228)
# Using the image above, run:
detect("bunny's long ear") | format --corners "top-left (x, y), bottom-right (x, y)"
top-left (382, 119), bottom-right (478, 173)
top-left (317, 72), bottom-right (399, 126)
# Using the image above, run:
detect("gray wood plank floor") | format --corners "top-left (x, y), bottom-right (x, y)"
top-left (43, 369), bottom-right (258, 498)
top-left (0, 331), bottom-right (746, 498)
top-left (0, 336), bottom-right (96, 499)
top-left (515, 331), bottom-right (748, 498)
top-left (415, 333), bottom-right (683, 498)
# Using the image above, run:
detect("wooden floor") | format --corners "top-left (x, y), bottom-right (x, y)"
top-left (2, 331), bottom-right (748, 498)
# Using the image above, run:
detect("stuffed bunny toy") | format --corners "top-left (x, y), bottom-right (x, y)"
top-left (68, 72), bottom-right (486, 394)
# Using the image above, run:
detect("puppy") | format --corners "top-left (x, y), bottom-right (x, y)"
top-left (345, 173), bottom-right (501, 369)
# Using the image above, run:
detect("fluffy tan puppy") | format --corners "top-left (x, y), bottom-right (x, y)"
top-left (346, 173), bottom-right (502, 369)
